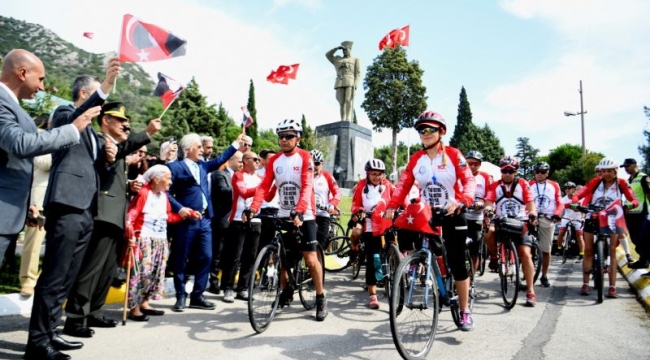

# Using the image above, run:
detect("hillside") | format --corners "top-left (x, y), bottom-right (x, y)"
top-left (0, 16), bottom-right (161, 128)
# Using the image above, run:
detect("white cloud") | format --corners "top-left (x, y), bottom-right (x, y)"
top-left (482, 0), bottom-right (650, 162)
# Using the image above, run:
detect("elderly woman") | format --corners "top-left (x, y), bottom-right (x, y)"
top-left (125, 165), bottom-right (187, 321)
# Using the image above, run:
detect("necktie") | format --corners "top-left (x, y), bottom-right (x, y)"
top-left (193, 162), bottom-right (208, 211)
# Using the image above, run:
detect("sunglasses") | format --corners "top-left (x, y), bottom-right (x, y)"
top-left (535, 170), bottom-right (548, 174)
top-left (278, 134), bottom-right (297, 140)
top-left (501, 169), bottom-right (516, 174)
top-left (244, 157), bottom-right (260, 162)
top-left (314, 162), bottom-right (322, 166)
top-left (418, 127), bottom-right (440, 135)
top-left (467, 161), bottom-right (481, 166)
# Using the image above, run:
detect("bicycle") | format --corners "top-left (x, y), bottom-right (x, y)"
top-left (247, 212), bottom-right (325, 333)
top-left (527, 224), bottom-right (543, 286)
top-left (559, 217), bottom-right (582, 264)
top-left (490, 214), bottom-right (525, 309)
top-left (323, 217), bottom-right (357, 273)
top-left (575, 205), bottom-right (610, 303)
top-left (389, 207), bottom-right (475, 360)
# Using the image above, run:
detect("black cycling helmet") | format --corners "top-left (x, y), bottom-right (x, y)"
top-left (563, 181), bottom-right (577, 189)
top-left (533, 162), bottom-right (550, 172)
top-left (466, 150), bottom-right (483, 162)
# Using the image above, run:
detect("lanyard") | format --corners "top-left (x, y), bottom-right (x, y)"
top-left (535, 181), bottom-right (547, 208)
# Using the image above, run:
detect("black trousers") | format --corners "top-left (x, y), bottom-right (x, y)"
top-left (257, 208), bottom-right (279, 254)
top-left (625, 212), bottom-right (646, 255)
top-left (210, 222), bottom-right (228, 279)
top-left (65, 221), bottom-right (123, 324)
top-left (28, 204), bottom-right (94, 347)
top-left (315, 216), bottom-right (331, 250)
top-left (220, 221), bottom-right (261, 291)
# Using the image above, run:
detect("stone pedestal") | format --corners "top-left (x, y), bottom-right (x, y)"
top-left (315, 122), bottom-right (373, 189)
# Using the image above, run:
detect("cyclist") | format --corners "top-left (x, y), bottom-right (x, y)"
top-left (245, 119), bottom-right (328, 321)
top-left (311, 149), bottom-right (342, 250)
top-left (351, 159), bottom-right (394, 309)
top-left (571, 158), bottom-right (638, 298)
top-left (529, 162), bottom-right (563, 287)
top-left (483, 156), bottom-right (539, 307)
top-left (464, 150), bottom-right (493, 273)
top-left (557, 182), bottom-right (585, 261)
top-left (385, 110), bottom-right (476, 331)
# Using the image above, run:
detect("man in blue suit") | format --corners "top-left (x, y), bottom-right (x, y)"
top-left (167, 132), bottom-right (244, 311)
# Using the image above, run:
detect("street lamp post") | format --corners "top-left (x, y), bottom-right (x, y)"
top-left (563, 80), bottom-right (587, 154)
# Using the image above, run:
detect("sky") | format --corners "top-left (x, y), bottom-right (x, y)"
top-left (4, 0), bottom-right (650, 168)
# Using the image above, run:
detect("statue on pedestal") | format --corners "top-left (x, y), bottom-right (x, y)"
top-left (326, 41), bottom-right (361, 122)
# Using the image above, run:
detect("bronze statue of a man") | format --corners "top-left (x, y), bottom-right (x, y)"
top-left (326, 41), bottom-right (361, 122)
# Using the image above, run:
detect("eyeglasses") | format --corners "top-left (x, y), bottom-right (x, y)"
top-left (418, 127), bottom-right (440, 135)
top-left (534, 170), bottom-right (548, 174)
top-left (467, 161), bottom-right (481, 166)
top-left (368, 172), bottom-right (384, 177)
top-left (501, 169), bottom-right (516, 174)
top-left (278, 134), bottom-right (297, 140)
top-left (244, 157), bottom-right (260, 162)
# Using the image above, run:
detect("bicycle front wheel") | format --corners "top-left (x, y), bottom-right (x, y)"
top-left (532, 240), bottom-right (542, 285)
top-left (248, 244), bottom-right (281, 333)
top-left (594, 238), bottom-right (605, 304)
top-left (562, 227), bottom-right (571, 264)
top-left (389, 253), bottom-right (439, 360)
top-left (324, 236), bottom-right (352, 272)
top-left (478, 234), bottom-right (487, 277)
top-left (466, 249), bottom-right (476, 312)
top-left (383, 244), bottom-right (403, 300)
top-left (299, 246), bottom-right (325, 310)
top-left (500, 240), bottom-right (520, 309)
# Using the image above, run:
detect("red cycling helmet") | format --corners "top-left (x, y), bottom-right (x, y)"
top-left (498, 156), bottom-right (520, 169)
top-left (415, 110), bottom-right (447, 134)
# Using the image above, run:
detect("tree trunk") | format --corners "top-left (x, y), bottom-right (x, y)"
top-left (391, 128), bottom-right (398, 177)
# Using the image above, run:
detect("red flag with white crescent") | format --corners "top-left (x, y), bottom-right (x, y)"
top-left (394, 198), bottom-right (439, 235)
top-left (598, 198), bottom-right (627, 235)
top-left (276, 64), bottom-right (300, 80)
top-left (118, 14), bottom-right (187, 62)
top-left (378, 25), bottom-right (410, 51)
top-left (241, 106), bottom-right (254, 128)
top-left (83, 32), bottom-right (94, 39)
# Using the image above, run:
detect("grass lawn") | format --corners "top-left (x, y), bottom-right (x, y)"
top-left (337, 196), bottom-right (352, 227)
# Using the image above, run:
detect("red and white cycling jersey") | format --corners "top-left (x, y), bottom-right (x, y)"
top-left (528, 179), bottom-right (563, 217)
top-left (466, 171), bottom-right (492, 221)
top-left (485, 178), bottom-right (534, 219)
top-left (230, 170), bottom-right (263, 222)
top-left (388, 147), bottom-right (475, 210)
top-left (313, 170), bottom-right (342, 218)
top-left (352, 178), bottom-right (394, 233)
top-left (573, 177), bottom-right (637, 209)
top-left (561, 195), bottom-right (583, 221)
top-left (251, 148), bottom-right (315, 220)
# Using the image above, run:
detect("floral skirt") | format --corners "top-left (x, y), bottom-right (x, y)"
top-left (128, 235), bottom-right (169, 309)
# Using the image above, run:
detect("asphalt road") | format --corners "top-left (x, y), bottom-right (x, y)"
top-left (1, 255), bottom-right (648, 360)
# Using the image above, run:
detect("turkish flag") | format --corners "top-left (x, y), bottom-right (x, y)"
top-left (118, 14), bottom-right (187, 62)
top-left (371, 198), bottom-right (394, 236)
top-left (598, 199), bottom-right (627, 235)
top-left (266, 70), bottom-right (289, 85)
top-left (83, 32), bottom-right (94, 39)
top-left (276, 64), bottom-right (300, 80)
top-left (241, 106), bottom-right (254, 128)
top-left (378, 25), bottom-right (410, 51)
top-left (154, 72), bottom-right (184, 110)
top-left (394, 198), bottom-right (439, 235)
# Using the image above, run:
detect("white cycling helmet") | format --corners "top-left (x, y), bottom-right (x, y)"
top-left (310, 149), bottom-right (324, 163)
top-left (596, 157), bottom-right (617, 170)
top-left (365, 159), bottom-right (386, 172)
top-left (275, 119), bottom-right (302, 134)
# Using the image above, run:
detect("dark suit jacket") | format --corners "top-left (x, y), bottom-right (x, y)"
top-left (44, 92), bottom-right (105, 213)
top-left (95, 132), bottom-right (151, 229)
top-left (210, 169), bottom-right (233, 229)
top-left (0, 86), bottom-right (79, 234)
top-left (167, 146), bottom-right (237, 219)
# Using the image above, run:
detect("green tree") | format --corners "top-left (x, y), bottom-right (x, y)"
top-left (255, 128), bottom-right (279, 153)
top-left (20, 89), bottom-right (56, 118)
top-left (245, 79), bottom-right (259, 144)
top-left (473, 124), bottom-right (505, 164)
top-left (449, 86), bottom-right (478, 153)
top-left (155, 78), bottom-right (230, 147)
top-left (362, 46), bottom-right (427, 173)
top-left (515, 137), bottom-right (540, 179)
top-left (299, 114), bottom-right (315, 150)
top-left (638, 106), bottom-right (650, 174)
top-left (374, 141), bottom-right (420, 175)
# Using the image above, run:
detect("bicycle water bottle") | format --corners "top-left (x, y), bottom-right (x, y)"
top-left (373, 254), bottom-right (384, 281)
